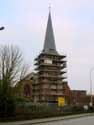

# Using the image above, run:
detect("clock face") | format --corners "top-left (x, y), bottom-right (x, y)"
top-left (44, 59), bottom-right (52, 64)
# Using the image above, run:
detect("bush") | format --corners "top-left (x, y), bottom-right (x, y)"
top-left (15, 97), bottom-right (31, 103)
top-left (0, 95), bottom-right (16, 118)
top-left (71, 105), bottom-right (84, 112)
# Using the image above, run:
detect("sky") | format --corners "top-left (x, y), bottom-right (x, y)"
top-left (0, 0), bottom-right (94, 93)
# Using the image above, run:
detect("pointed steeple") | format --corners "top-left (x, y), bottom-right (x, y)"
top-left (43, 11), bottom-right (58, 55)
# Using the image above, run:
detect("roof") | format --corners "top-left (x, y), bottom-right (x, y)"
top-left (43, 11), bottom-right (58, 55)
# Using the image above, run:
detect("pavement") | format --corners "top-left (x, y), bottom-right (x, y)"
top-left (0, 113), bottom-right (94, 125)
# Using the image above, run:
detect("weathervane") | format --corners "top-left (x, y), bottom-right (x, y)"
top-left (49, 3), bottom-right (51, 12)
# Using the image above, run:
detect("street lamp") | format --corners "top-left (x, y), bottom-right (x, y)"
top-left (0, 26), bottom-right (5, 30)
top-left (90, 67), bottom-right (94, 107)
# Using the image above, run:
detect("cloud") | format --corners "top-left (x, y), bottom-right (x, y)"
top-left (1, 0), bottom-right (94, 93)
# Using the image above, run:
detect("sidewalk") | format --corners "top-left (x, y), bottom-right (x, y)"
top-left (0, 113), bottom-right (94, 125)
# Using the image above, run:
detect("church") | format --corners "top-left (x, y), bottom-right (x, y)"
top-left (32, 10), bottom-right (67, 103)
top-left (15, 10), bottom-right (69, 103)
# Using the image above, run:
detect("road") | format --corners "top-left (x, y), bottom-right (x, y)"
top-left (34, 116), bottom-right (94, 125)
top-left (1, 114), bottom-right (94, 125)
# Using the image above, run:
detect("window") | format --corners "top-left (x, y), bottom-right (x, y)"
top-left (24, 84), bottom-right (31, 97)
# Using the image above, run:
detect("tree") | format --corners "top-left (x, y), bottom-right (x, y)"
top-left (0, 45), bottom-right (29, 118)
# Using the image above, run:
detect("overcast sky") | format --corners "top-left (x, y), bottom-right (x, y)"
top-left (0, 0), bottom-right (94, 93)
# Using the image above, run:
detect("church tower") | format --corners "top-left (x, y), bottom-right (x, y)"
top-left (32, 10), bottom-right (67, 103)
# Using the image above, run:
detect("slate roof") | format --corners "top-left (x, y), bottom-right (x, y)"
top-left (43, 11), bottom-right (58, 55)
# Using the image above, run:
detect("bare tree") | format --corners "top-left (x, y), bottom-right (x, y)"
top-left (0, 45), bottom-right (29, 88)
top-left (0, 45), bottom-right (31, 117)
top-left (20, 64), bottom-right (30, 80)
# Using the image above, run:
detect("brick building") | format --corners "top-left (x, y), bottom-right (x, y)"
top-left (70, 90), bottom-right (87, 105)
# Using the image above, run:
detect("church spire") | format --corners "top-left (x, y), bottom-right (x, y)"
top-left (43, 10), bottom-right (58, 54)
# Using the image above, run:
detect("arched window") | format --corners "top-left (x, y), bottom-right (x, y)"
top-left (24, 84), bottom-right (31, 97)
